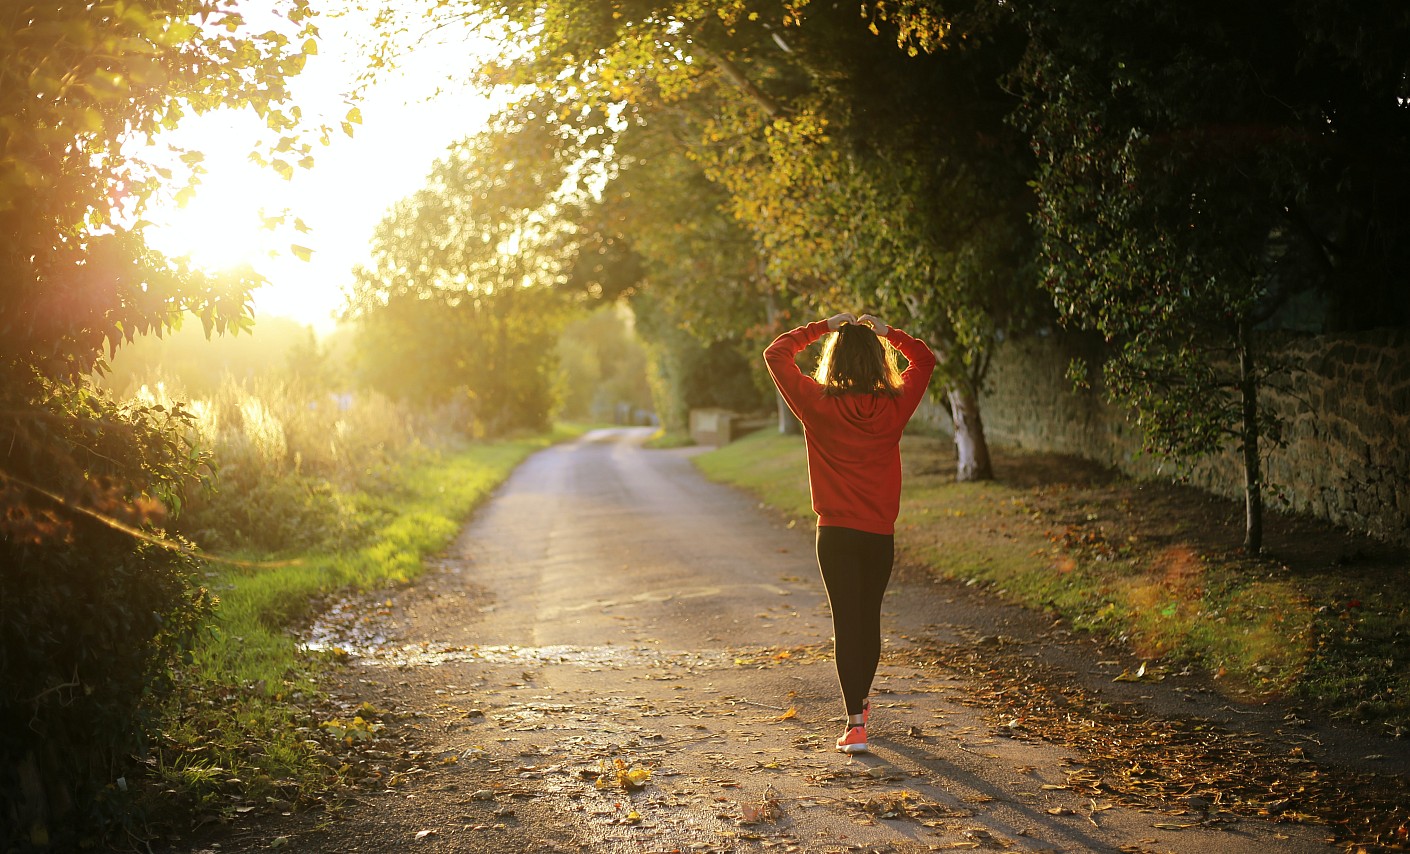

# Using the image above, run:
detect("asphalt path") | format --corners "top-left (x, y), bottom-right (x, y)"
top-left (191, 427), bottom-right (1341, 853)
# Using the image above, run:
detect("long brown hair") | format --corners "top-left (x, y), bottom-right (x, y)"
top-left (813, 322), bottom-right (903, 397)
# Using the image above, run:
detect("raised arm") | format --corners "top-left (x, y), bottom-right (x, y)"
top-left (883, 325), bottom-right (937, 419)
top-left (763, 317), bottom-right (839, 422)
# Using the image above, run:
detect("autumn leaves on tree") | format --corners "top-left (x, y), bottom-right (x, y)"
top-left (356, 0), bottom-right (1408, 552)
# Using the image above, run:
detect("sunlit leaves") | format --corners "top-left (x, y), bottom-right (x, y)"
top-left (1, 0), bottom-right (317, 375)
top-left (0, 7), bottom-right (332, 840)
top-left (319, 715), bottom-right (385, 745)
top-left (594, 757), bottom-right (652, 791)
top-left (345, 112), bottom-right (581, 433)
top-left (369, 0), bottom-right (1038, 458)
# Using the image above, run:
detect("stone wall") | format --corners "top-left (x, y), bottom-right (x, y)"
top-left (918, 328), bottom-right (1410, 546)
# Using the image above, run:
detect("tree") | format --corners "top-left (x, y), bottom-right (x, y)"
top-left (1014, 0), bottom-right (1410, 552)
top-left (459, 96), bottom-right (786, 434)
top-left (0, 1), bottom-right (317, 843)
top-left (384, 0), bottom-right (1045, 478)
top-left (683, 1), bottom-right (1041, 478)
top-left (555, 304), bottom-right (654, 423)
top-left (2, 1), bottom-right (320, 375)
top-left (603, 121), bottom-right (786, 432)
top-left (345, 108), bottom-right (592, 435)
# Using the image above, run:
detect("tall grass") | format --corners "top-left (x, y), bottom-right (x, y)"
top-left (132, 377), bottom-right (423, 554)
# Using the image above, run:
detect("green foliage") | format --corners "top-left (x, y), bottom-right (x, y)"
top-left (1013, 0), bottom-right (1410, 547)
top-left (689, 1), bottom-right (1041, 389)
top-left (1, 1), bottom-right (318, 376)
top-left (593, 121), bottom-right (783, 427)
top-left (365, 0), bottom-right (1410, 517)
top-left (609, 121), bottom-right (778, 346)
top-left (109, 376), bottom-right (420, 556)
top-left (381, 0), bottom-right (1047, 476)
top-left (0, 4), bottom-right (324, 839)
top-left (555, 305), bottom-right (655, 423)
top-left (0, 373), bottom-right (216, 848)
top-left (346, 120), bottom-right (589, 436)
top-left (632, 291), bottom-right (771, 431)
top-left (0, 533), bottom-right (212, 848)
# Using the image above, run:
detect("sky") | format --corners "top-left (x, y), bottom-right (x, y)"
top-left (142, 2), bottom-right (500, 334)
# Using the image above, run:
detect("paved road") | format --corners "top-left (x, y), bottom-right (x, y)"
top-left (206, 428), bottom-right (1338, 852)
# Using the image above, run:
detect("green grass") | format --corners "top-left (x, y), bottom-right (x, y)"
top-left (695, 430), bottom-right (1410, 731)
top-left (155, 425), bottom-right (584, 809)
top-left (642, 428), bottom-right (695, 449)
top-left (692, 431), bottom-right (810, 516)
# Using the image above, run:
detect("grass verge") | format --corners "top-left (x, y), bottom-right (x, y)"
top-left (147, 425), bottom-right (584, 820)
top-left (694, 429), bottom-right (1409, 734)
top-left (642, 428), bottom-right (695, 449)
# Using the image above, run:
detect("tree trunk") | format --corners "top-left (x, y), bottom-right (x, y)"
top-left (1237, 321), bottom-right (1263, 554)
top-left (764, 289), bottom-right (800, 435)
top-left (947, 382), bottom-right (993, 482)
top-left (776, 391), bottom-right (801, 435)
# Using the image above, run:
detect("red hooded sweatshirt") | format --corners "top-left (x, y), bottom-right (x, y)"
top-left (764, 320), bottom-right (937, 535)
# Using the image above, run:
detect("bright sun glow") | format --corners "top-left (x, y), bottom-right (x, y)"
top-left (141, 2), bottom-right (501, 333)
top-left (145, 112), bottom-right (286, 273)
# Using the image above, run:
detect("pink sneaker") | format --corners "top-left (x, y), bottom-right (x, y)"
top-left (836, 724), bottom-right (868, 754)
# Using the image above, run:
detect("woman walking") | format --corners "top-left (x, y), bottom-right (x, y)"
top-left (764, 312), bottom-right (936, 754)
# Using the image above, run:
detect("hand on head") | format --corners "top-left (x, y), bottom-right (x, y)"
top-left (827, 312), bottom-right (889, 336)
top-left (858, 315), bottom-right (888, 337)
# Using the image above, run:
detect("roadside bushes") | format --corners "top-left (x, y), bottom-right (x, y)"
top-left (0, 375), bottom-right (213, 849)
top-left (0, 530), bottom-right (211, 848)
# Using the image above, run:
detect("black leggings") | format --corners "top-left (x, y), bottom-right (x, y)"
top-left (815, 525), bottom-right (895, 717)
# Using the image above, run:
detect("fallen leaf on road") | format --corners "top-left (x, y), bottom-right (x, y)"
top-left (774, 706), bottom-right (798, 722)
top-left (595, 757), bottom-right (651, 791)
top-left (414, 829), bottom-right (435, 841)
top-left (740, 789), bottom-right (783, 825)
top-left (863, 764), bottom-right (903, 780)
top-left (1112, 661), bottom-right (1165, 682)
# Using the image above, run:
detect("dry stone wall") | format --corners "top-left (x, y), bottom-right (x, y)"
top-left (917, 328), bottom-right (1410, 546)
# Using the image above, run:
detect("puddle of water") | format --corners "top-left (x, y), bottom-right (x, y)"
top-left (354, 643), bottom-right (732, 670)
top-left (301, 593), bottom-right (830, 675)
top-left (301, 596), bottom-right (391, 654)
top-left (302, 606), bottom-right (738, 671)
